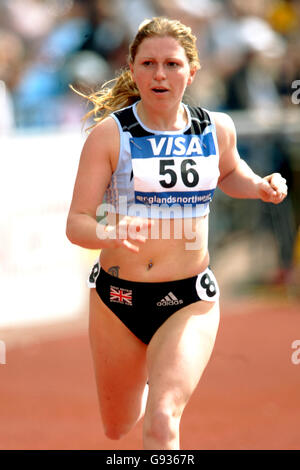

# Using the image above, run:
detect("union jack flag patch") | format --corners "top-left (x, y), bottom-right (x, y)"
top-left (110, 285), bottom-right (133, 305)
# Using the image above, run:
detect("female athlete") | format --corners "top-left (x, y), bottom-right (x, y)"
top-left (66, 17), bottom-right (287, 450)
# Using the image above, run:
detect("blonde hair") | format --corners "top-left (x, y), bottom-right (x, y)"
top-left (73, 17), bottom-right (201, 129)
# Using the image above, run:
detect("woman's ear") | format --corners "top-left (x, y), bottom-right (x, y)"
top-left (187, 66), bottom-right (197, 86)
top-left (129, 62), bottom-right (135, 82)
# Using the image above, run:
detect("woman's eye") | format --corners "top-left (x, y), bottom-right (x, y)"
top-left (167, 62), bottom-right (179, 67)
top-left (143, 61), bottom-right (152, 66)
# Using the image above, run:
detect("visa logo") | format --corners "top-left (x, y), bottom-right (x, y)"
top-left (147, 136), bottom-right (203, 156)
top-left (130, 133), bottom-right (216, 159)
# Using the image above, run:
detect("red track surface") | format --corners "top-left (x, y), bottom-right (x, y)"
top-left (0, 297), bottom-right (299, 450)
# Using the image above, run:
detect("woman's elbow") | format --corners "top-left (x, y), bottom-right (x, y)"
top-left (65, 215), bottom-right (76, 245)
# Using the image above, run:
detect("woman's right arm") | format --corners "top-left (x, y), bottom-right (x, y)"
top-left (66, 117), bottom-right (117, 249)
top-left (66, 117), bottom-right (151, 252)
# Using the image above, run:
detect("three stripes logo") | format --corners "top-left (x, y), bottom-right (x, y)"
top-left (157, 292), bottom-right (183, 307)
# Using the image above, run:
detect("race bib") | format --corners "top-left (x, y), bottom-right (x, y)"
top-left (129, 133), bottom-right (219, 211)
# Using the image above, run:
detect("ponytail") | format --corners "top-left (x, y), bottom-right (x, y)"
top-left (71, 68), bottom-right (140, 130)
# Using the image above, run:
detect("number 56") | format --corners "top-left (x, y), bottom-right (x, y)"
top-left (159, 159), bottom-right (199, 188)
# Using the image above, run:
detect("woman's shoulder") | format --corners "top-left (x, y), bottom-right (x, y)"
top-left (210, 111), bottom-right (236, 133)
top-left (209, 111), bottom-right (237, 150)
top-left (88, 115), bottom-right (119, 137)
top-left (80, 116), bottom-right (120, 170)
top-left (84, 116), bottom-right (119, 150)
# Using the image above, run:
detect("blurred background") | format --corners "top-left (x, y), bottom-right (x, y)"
top-left (0, 0), bottom-right (299, 451)
top-left (1, 0), bottom-right (299, 330)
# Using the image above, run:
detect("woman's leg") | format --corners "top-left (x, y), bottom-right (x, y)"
top-left (89, 288), bottom-right (148, 440)
top-left (143, 299), bottom-right (220, 450)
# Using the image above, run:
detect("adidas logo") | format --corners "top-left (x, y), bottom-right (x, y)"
top-left (157, 292), bottom-right (183, 307)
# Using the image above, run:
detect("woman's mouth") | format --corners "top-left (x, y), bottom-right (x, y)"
top-left (152, 87), bottom-right (168, 94)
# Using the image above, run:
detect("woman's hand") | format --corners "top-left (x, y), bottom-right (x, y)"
top-left (257, 173), bottom-right (288, 204)
top-left (96, 215), bottom-right (153, 253)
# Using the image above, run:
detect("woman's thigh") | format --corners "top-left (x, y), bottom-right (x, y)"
top-left (145, 299), bottom-right (220, 414)
top-left (89, 288), bottom-right (148, 437)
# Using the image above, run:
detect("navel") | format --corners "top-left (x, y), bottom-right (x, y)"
top-left (147, 259), bottom-right (153, 270)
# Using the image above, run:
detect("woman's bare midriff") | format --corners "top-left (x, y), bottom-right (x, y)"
top-left (99, 215), bottom-right (210, 282)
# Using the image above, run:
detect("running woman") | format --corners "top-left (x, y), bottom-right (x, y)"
top-left (66, 17), bottom-right (287, 450)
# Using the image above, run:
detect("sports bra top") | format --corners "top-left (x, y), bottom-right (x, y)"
top-left (103, 101), bottom-right (220, 219)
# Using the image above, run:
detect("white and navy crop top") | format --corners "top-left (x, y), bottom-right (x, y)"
top-left (104, 101), bottom-right (220, 219)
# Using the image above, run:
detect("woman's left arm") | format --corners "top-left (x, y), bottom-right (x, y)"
top-left (214, 112), bottom-right (288, 204)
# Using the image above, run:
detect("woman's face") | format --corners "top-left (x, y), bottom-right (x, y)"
top-left (130, 36), bottom-right (196, 108)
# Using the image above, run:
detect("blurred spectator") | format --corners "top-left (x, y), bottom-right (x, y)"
top-left (116, 0), bottom-right (159, 39)
top-left (275, 34), bottom-right (300, 107)
top-left (206, 1), bottom-right (286, 110)
top-left (224, 49), bottom-right (284, 111)
top-left (267, 0), bottom-right (300, 36)
top-left (4, 0), bottom-right (59, 47)
top-left (9, 0), bottom-right (92, 127)
top-left (78, 0), bottom-right (131, 69)
top-left (0, 28), bottom-right (25, 132)
top-left (0, 28), bottom-right (25, 92)
top-left (60, 50), bottom-right (112, 126)
top-left (0, 79), bottom-right (15, 133)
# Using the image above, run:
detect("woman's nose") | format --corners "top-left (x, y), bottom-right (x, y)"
top-left (153, 64), bottom-right (166, 80)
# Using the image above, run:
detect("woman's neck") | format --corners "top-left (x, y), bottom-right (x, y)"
top-left (136, 101), bottom-right (188, 131)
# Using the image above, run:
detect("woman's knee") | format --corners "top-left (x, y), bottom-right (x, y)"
top-left (104, 426), bottom-right (125, 441)
top-left (102, 384), bottom-right (149, 441)
top-left (143, 404), bottom-right (181, 446)
top-left (103, 421), bottom-right (132, 441)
